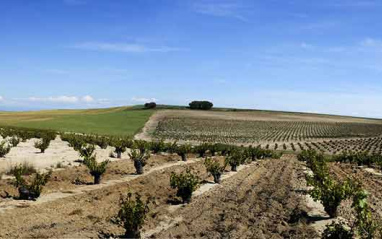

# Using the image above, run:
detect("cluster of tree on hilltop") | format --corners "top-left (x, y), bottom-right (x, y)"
top-left (143, 100), bottom-right (214, 110)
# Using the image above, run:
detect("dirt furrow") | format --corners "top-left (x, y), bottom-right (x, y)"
top-left (0, 158), bottom-right (211, 238)
top-left (152, 157), bottom-right (317, 239)
top-left (0, 157), bottom-right (201, 213)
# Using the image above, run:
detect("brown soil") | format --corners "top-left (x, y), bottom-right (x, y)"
top-left (0, 154), bottom-right (318, 238)
top-left (151, 156), bottom-right (317, 239)
top-left (329, 163), bottom-right (382, 223)
top-left (0, 153), bottom-right (180, 198)
top-left (0, 158), bottom-right (209, 238)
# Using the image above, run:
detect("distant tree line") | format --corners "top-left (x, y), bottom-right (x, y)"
top-left (189, 101), bottom-right (213, 110)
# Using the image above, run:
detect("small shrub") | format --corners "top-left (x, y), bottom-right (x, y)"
top-left (204, 157), bottom-right (226, 183)
top-left (150, 140), bottom-right (166, 154)
top-left (352, 189), bottom-right (380, 238)
top-left (176, 144), bottom-right (192, 161)
top-left (165, 141), bottom-right (178, 154)
top-left (13, 169), bottom-right (51, 200)
top-left (78, 144), bottom-right (96, 161)
top-left (208, 143), bottom-right (220, 156)
top-left (9, 136), bottom-right (20, 147)
top-left (83, 156), bottom-right (109, 184)
top-left (297, 149), bottom-right (318, 162)
top-left (225, 149), bottom-right (244, 171)
top-left (194, 143), bottom-right (209, 158)
top-left (302, 150), bottom-right (354, 218)
top-left (170, 169), bottom-right (199, 203)
top-left (34, 138), bottom-right (51, 153)
top-left (129, 150), bottom-right (149, 174)
top-left (64, 134), bottom-right (84, 151)
top-left (55, 162), bottom-right (65, 169)
top-left (308, 176), bottom-right (354, 218)
top-left (246, 145), bottom-right (261, 161)
top-left (7, 162), bottom-right (37, 176)
top-left (95, 136), bottom-right (109, 149)
top-left (116, 192), bottom-right (150, 238)
top-left (322, 221), bottom-right (353, 239)
top-left (0, 141), bottom-right (11, 158)
top-left (133, 140), bottom-right (149, 154)
top-left (113, 139), bottom-right (127, 159)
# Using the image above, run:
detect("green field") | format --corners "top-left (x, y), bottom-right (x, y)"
top-left (0, 107), bottom-right (154, 136)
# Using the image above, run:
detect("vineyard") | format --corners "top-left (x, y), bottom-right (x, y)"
top-left (154, 118), bottom-right (382, 144)
top-left (1, 109), bottom-right (382, 238)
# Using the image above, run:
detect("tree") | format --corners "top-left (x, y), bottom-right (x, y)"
top-left (189, 101), bottom-right (213, 110)
top-left (144, 102), bottom-right (157, 109)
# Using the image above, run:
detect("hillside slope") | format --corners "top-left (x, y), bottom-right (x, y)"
top-left (0, 107), bottom-right (154, 136)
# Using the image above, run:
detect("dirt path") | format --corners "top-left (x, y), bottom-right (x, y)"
top-left (152, 156), bottom-right (317, 239)
top-left (135, 110), bottom-right (168, 141)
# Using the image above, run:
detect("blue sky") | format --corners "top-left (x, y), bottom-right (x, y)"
top-left (1, 0), bottom-right (382, 117)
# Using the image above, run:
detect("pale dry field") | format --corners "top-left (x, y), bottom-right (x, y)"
top-left (0, 136), bottom-right (122, 174)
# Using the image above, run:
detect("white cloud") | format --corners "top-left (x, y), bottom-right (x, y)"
top-left (82, 95), bottom-right (94, 103)
top-left (361, 38), bottom-right (382, 47)
top-left (131, 97), bottom-right (158, 103)
top-left (0, 96), bottom-right (3, 101)
top-left (28, 96), bottom-right (79, 103)
top-left (192, 1), bottom-right (247, 21)
top-left (300, 42), bottom-right (315, 49)
top-left (25, 95), bottom-right (100, 104)
top-left (72, 42), bottom-right (183, 53)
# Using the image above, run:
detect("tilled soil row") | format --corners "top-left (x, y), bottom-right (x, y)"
top-left (152, 156), bottom-right (317, 239)
top-left (0, 153), bottom-right (180, 199)
top-left (329, 163), bottom-right (382, 222)
top-left (0, 157), bottom-right (211, 238)
top-left (0, 155), bottom-right (196, 213)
